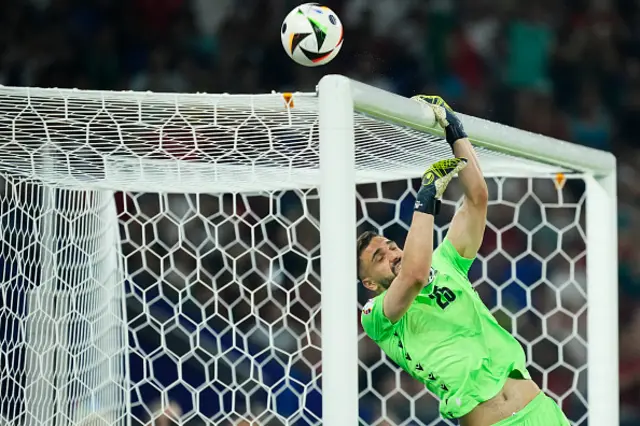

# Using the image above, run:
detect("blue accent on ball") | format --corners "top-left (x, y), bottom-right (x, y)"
top-left (329, 15), bottom-right (337, 24)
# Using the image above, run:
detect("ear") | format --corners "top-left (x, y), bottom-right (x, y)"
top-left (361, 278), bottom-right (377, 292)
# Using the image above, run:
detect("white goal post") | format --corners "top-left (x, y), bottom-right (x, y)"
top-left (0, 74), bottom-right (617, 425)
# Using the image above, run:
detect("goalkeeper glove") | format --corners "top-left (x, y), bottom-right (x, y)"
top-left (411, 95), bottom-right (468, 149)
top-left (415, 157), bottom-right (468, 215)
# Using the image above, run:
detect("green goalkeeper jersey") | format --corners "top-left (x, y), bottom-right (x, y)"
top-left (361, 238), bottom-right (530, 419)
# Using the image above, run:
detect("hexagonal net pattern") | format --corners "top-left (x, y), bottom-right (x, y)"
top-left (120, 189), bottom-right (326, 425)
top-left (0, 178), bottom-right (127, 425)
top-left (0, 87), bottom-right (590, 425)
top-left (357, 176), bottom-right (588, 425)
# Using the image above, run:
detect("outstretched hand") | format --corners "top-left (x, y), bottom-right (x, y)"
top-left (411, 95), bottom-right (468, 148)
top-left (414, 157), bottom-right (468, 216)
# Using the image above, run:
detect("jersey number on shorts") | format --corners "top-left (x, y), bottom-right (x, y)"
top-left (429, 285), bottom-right (456, 310)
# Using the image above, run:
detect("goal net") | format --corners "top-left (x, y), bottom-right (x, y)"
top-left (0, 76), bottom-right (617, 425)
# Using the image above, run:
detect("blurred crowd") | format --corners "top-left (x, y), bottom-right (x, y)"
top-left (1, 0), bottom-right (640, 425)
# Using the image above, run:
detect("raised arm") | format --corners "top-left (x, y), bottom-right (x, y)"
top-left (446, 138), bottom-right (488, 258)
top-left (412, 95), bottom-right (488, 259)
top-left (383, 158), bottom-right (468, 323)
top-left (383, 212), bottom-right (434, 323)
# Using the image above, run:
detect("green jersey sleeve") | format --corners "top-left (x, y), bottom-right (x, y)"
top-left (436, 238), bottom-right (476, 276)
top-left (360, 294), bottom-right (396, 342)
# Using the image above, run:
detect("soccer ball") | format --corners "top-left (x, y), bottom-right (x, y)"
top-left (281, 3), bottom-right (344, 67)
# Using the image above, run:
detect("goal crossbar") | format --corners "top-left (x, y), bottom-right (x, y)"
top-left (350, 78), bottom-right (616, 177)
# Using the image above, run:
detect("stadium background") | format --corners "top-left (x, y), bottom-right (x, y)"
top-left (0, 0), bottom-right (639, 425)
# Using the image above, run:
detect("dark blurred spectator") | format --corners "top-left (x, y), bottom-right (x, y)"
top-left (568, 80), bottom-right (612, 151)
top-left (503, 4), bottom-right (555, 92)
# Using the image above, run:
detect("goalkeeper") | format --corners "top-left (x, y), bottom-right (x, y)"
top-left (359, 96), bottom-right (570, 425)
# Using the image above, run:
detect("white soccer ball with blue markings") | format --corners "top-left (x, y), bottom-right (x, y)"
top-left (281, 3), bottom-right (344, 67)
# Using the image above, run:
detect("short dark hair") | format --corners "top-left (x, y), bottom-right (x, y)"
top-left (356, 230), bottom-right (380, 281)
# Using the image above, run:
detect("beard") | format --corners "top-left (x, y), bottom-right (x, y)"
top-left (377, 260), bottom-right (401, 291)
top-left (378, 276), bottom-right (394, 290)
top-left (378, 260), bottom-right (402, 290)
top-left (378, 269), bottom-right (398, 290)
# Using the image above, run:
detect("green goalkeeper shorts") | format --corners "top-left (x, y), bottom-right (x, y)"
top-left (492, 392), bottom-right (570, 426)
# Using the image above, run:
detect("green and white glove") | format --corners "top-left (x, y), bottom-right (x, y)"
top-left (411, 95), bottom-right (468, 149)
top-left (415, 158), bottom-right (468, 215)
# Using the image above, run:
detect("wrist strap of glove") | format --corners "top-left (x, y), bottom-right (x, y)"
top-left (414, 187), bottom-right (441, 215)
top-left (445, 124), bottom-right (468, 149)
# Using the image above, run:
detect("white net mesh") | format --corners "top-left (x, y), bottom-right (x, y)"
top-left (0, 87), bottom-right (587, 425)
top-left (0, 180), bottom-right (126, 425)
top-left (0, 87), bottom-right (565, 195)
